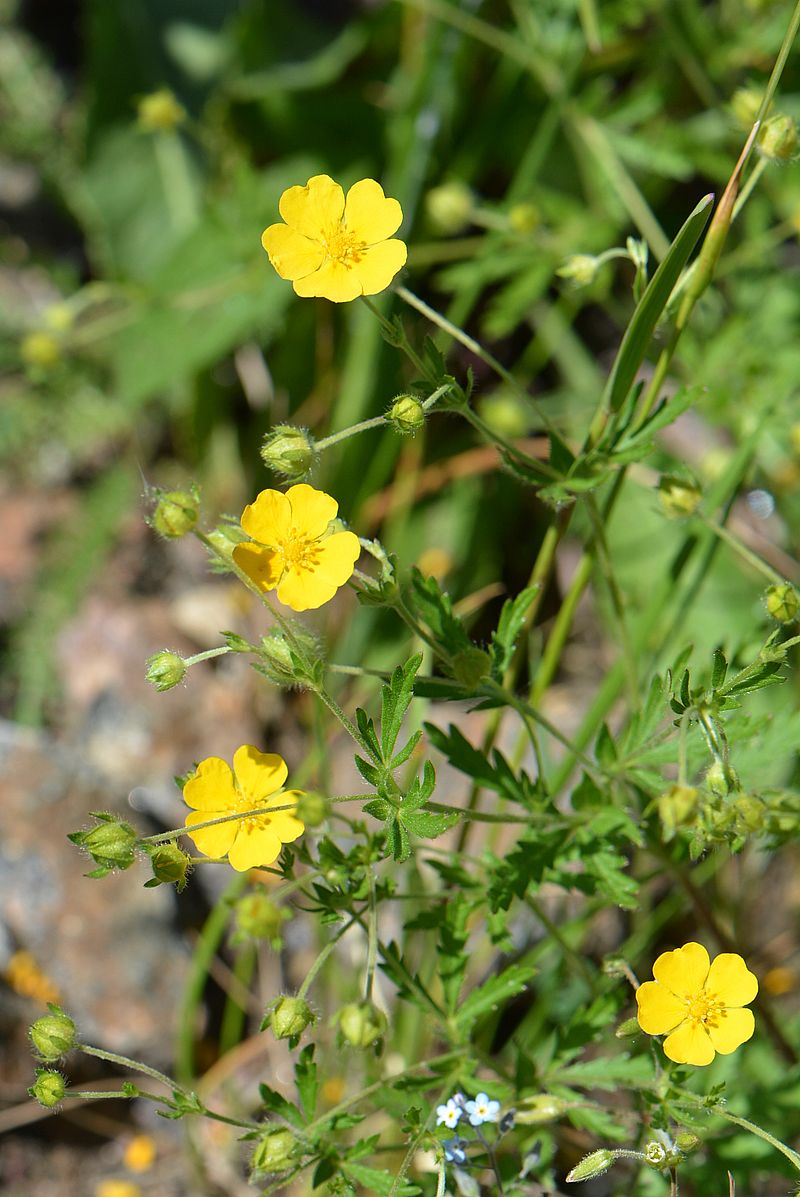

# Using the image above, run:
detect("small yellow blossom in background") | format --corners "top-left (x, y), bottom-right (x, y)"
top-left (183, 745), bottom-right (304, 872)
top-left (20, 331), bottom-right (61, 369)
top-left (763, 966), bottom-right (795, 996)
top-left (233, 483), bottom-right (361, 612)
top-left (95, 1182), bottom-right (142, 1197)
top-left (137, 87), bottom-right (186, 132)
top-left (636, 941), bottom-right (757, 1066)
top-left (123, 1134), bottom-right (156, 1173)
top-left (262, 174), bottom-right (407, 302)
top-left (5, 950), bottom-right (60, 1006)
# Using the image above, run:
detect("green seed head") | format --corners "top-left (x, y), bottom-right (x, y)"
top-left (151, 488), bottom-right (200, 539)
top-left (145, 650), bottom-right (187, 692)
top-left (260, 425), bottom-right (315, 480)
top-left (29, 1069), bottom-right (67, 1107)
top-left (265, 995), bottom-right (315, 1040)
top-left (765, 583), bottom-right (799, 624)
top-left (387, 395), bottom-right (425, 435)
top-left (29, 1006), bottom-right (77, 1061)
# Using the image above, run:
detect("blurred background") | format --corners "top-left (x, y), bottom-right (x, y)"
top-left (2, 0), bottom-right (800, 1193)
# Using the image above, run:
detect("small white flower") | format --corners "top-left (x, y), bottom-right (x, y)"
top-left (465, 1092), bottom-right (500, 1126)
top-left (436, 1098), bottom-right (463, 1129)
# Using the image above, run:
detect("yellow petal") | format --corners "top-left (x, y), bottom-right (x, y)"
top-left (653, 942), bottom-right (710, 999)
top-left (707, 1007), bottom-right (755, 1055)
top-left (663, 1020), bottom-right (716, 1066)
top-left (261, 223), bottom-right (325, 280)
top-left (232, 745), bottom-right (288, 804)
top-left (276, 565), bottom-right (330, 612)
top-left (227, 824), bottom-right (283, 872)
top-left (183, 756), bottom-right (237, 811)
top-left (352, 239), bottom-right (407, 296)
top-left (184, 809), bottom-right (238, 860)
top-left (312, 530), bottom-right (361, 586)
top-left (636, 981), bottom-right (686, 1035)
top-left (705, 953), bottom-right (758, 1008)
top-left (241, 488), bottom-right (293, 544)
top-left (279, 174), bottom-right (344, 239)
top-left (293, 258), bottom-right (362, 302)
top-left (275, 532), bottom-right (360, 611)
top-left (344, 178), bottom-right (403, 244)
top-left (286, 483), bottom-right (339, 539)
top-left (232, 543), bottom-right (282, 592)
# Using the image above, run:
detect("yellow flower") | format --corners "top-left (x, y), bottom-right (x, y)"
top-left (232, 483), bottom-right (361, 612)
top-left (636, 942), bottom-right (757, 1066)
top-left (261, 175), bottom-right (407, 302)
top-left (183, 745), bottom-right (304, 872)
top-left (123, 1134), bottom-right (156, 1174)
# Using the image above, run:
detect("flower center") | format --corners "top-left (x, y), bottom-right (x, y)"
top-left (280, 529), bottom-right (322, 573)
top-left (325, 226), bottom-right (365, 266)
top-left (684, 988), bottom-right (724, 1028)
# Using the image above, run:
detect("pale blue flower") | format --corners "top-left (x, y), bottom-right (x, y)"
top-left (465, 1092), bottom-right (500, 1126)
top-left (436, 1097), bottom-right (463, 1129)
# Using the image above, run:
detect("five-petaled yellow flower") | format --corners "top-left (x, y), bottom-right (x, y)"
top-left (262, 174), bottom-right (407, 302)
top-left (636, 942), bottom-right (758, 1066)
top-left (233, 483), bottom-right (361, 612)
top-left (183, 745), bottom-right (304, 872)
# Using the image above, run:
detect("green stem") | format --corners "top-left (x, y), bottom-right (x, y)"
top-left (296, 916), bottom-right (359, 1000)
top-left (79, 1045), bottom-right (182, 1093)
top-left (697, 512), bottom-right (787, 586)
top-left (183, 645), bottom-right (233, 667)
top-left (714, 1111), bottom-right (800, 1173)
top-left (365, 868), bottom-right (378, 1001)
top-left (316, 415), bottom-right (389, 451)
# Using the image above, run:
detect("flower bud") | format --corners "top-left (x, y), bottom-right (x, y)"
top-left (425, 181), bottom-right (473, 234)
top-left (449, 647), bottom-right (492, 689)
top-left (730, 86), bottom-right (764, 129)
top-left (69, 814), bottom-right (138, 874)
top-left (145, 650), bottom-right (187, 692)
top-left (145, 842), bottom-right (190, 891)
top-left (335, 1000), bottom-right (388, 1049)
top-left (234, 893), bottom-right (289, 947)
top-left (263, 995), bottom-right (315, 1041)
top-left (513, 1093), bottom-right (568, 1125)
top-left (658, 474), bottom-right (701, 517)
top-left (675, 1132), bottom-right (700, 1155)
top-left (257, 627), bottom-right (321, 688)
top-left (29, 1069), bottom-right (66, 1107)
top-left (478, 391), bottom-right (530, 439)
top-left (732, 794), bottom-right (765, 833)
top-left (508, 202), bottom-right (539, 234)
top-left (44, 303), bottom-right (73, 332)
top-left (296, 791), bottom-right (328, 828)
top-left (29, 1006), bottom-right (78, 1060)
top-left (704, 761), bottom-right (738, 797)
top-left (765, 583), bottom-right (799, 624)
top-left (251, 1127), bottom-right (298, 1174)
top-left (614, 1016), bottom-right (641, 1039)
top-left (644, 1141), bottom-right (668, 1168)
top-left (137, 88), bottom-right (186, 132)
top-left (566, 1149), bottom-right (615, 1183)
top-left (260, 425), bottom-right (315, 480)
top-left (658, 783), bottom-right (699, 840)
top-left (151, 488), bottom-right (199, 539)
top-left (557, 254), bottom-right (599, 287)
top-left (759, 114), bottom-right (798, 163)
top-left (21, 331), bottom-right (61, 369)
top-left (387, 395), bottom-right (425, 435)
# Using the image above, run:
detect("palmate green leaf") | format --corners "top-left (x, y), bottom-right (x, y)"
top-left (257, 1083), bottom-right (304, 1128)
top-left (407, 569), bottom-right (473, 658)
top-left (380, 654), bottom-right (423, 763)
top-left (425, 723), bottom-right (539, 806)
top-left (455, 962), bottom-right (537, 1034)
top-left (604, 194), bottom-right (714, 412)
top-left (295, 1045), bottom-right (317, 1118)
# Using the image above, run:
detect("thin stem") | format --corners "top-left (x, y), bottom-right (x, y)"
top-left (296, 915), bottom-right (359, 1001)
top-left (183, 645), bottom-right (233, 667)
top-left (78, 1045), bottom-right (181, 1094)
top-left (696, 512), bottom-right (786, 586)
top-left (316, 415), bottom-right (388, 451)
top-left (313, 684), bottom-right (374, 757)
top-left (365, 867), bottom-right (378, 1001)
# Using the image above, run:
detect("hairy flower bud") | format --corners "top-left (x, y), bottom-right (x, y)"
top-left (69, 814), bottom-right (138, 874)
top-left (145, 842), bottom-right (190, 891)
top-left (730, 86), bottom-right (764, 129)
top-left (264, 995), bottom-right (315, 1041)
top-left (658, 783), bottom-right (699, 840)
top-left (260, 425), bottom-right (315, 480)
top-left (137, 88), bottom-right (186, 131)
top-left (234, 893), bottom-right (289, 947)
top-left (675, 1132), bottom-right (700, 1154)
top-left (759, 114), bottom-right (798, 163)
top-left (614, 1016), bottom-right (641, 1039)
top-left (335, 1000), bottom-right (388, 1049)
top-left (145, 650), bottom-right (187, 692)
top-left (557, 254), bottom-right (599, 287)
top-left (658, 474), bottom-right (701, 518)
top-left (765, 583), bottom-right (799, 624)
top-left (151, 489), bottom-right (199, 539)
top-left (513, 1093), bottom-right (569, 1125)
top-left (296, 791), bottom-right (328, 828)
top-left (425, 181), bottom-right (473, 234)
top-left (449, 647), bottom-right (492, 689)
top-left (30, 1006), bottom-right (77, 1061)
top-left (251, 1127), bottom-right (298, 1174)
top-left (387, 395), bottom-right (425, 435)
top-left (257, 627), bottom-right (322, 688)
top-left (29, 1069), bottom-right (66, 1107)
top-left (566, 1149), bottom-right (615, 1183)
